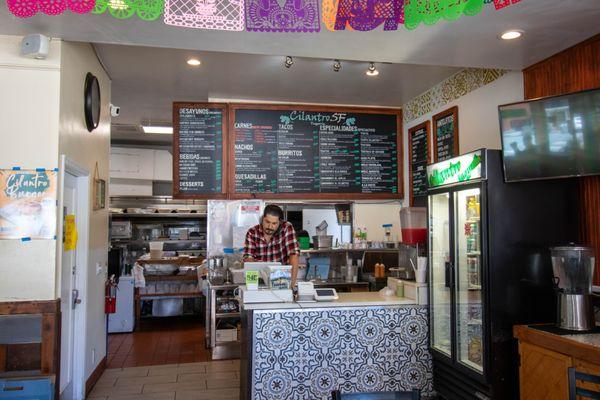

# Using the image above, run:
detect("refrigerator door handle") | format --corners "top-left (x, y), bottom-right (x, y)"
top-left (444, 262), bottom-right (454, 288)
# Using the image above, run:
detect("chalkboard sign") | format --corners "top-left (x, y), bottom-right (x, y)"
top-left (173, 102), bottom-right (228, 198)
top-left (433, 106), bottom-right (459, 162)
top-left (229, 104), bottom-right (402, 199)
top-left (408, 121), bottom-right (430, 204)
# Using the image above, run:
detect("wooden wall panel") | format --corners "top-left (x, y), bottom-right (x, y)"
top-left (523, 34), bottom-right (600, 283)
top-left (518, 341), bottom-right (572, 400)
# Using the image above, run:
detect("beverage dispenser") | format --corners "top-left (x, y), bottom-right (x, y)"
top-left (551, 245), bottom-right (596, 331)
top-left (400, 207), bottom-right (427, 245)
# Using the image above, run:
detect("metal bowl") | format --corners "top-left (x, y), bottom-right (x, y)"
top-left (312, 235), bottom-right (333, 249)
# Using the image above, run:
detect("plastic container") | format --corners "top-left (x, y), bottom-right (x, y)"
top-left (400, 207), bottom-right (427, 245)
top-left (264, 266), bottom-right (292, 290)
top-left (298, 236), bottom-right (310, 250)
top-left (149, 241), bottom-right (164, 259)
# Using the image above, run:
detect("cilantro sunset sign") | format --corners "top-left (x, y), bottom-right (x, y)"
top-left (427, 150), bottom-right (484, 188)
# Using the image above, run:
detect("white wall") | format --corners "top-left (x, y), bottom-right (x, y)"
top-left (353, 202), bottom-right (403, 242)
top-left (352, 71), bottom-right (524, 241)
top-left (402, 71), bottom-right (524, 202)
top-left (58, 41), bottom-right (111, 381)
top-left (0, 35), bottom-right (62, 301)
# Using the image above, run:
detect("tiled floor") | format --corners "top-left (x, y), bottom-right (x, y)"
top-left (107, 317), bottom-right (211, 368)
top-left (88, 360), bottom-right (240, 400)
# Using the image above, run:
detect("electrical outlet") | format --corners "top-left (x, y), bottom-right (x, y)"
top-left (96, 263), bottom-right (103, 275)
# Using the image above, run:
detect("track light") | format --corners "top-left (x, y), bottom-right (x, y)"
top-left (284, 56), bottom-right (293, 68)
top-left (333, 59), bottom-right (341, 72)
top-left (366, 62), bottom-right (379, 77)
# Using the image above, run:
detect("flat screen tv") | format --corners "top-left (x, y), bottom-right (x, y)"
top-left (499, 88), bottom-right (600, 182)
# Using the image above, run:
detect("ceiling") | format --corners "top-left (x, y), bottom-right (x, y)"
top-left (1, 0), bottom-right (599, 146)
top-left (97, 44), bottom-right (461, 145)
top-left (1, 0), bottom-right (599, 69)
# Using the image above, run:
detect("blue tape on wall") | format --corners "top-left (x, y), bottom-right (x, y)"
top-left (12, 166), bottom-right (21, 171)
top-left (21, 237), bottom-right (31, 242)
top-left (53, 168), bottom-right (59, 172)
top-left (35, 168), bottom-right (46, 172)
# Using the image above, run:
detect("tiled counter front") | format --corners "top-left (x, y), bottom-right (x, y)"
top-left (249, 305), bottom-right (433, 399)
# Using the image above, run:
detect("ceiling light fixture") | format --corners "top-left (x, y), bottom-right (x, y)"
top-left (284, 56), bottom-right (293, 68)
top-left (366, 62), bottom-right (379, 77)
top-left (187, 58), bottom-right (201, 66)
top-left (499, 30), bottom-right (523, 40)
top-left (142, 125), bottom-right (173, 134)
top-left (333, 59), bottom-right (341, 72)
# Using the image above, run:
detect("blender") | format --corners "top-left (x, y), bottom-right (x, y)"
top-left (551, 245), bottom-right (596, 331)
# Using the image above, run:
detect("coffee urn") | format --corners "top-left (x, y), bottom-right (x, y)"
top-left (551, 245), bottom-right (596, 331)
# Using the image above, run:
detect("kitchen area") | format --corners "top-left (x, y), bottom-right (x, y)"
top-left (101, 84), bottom-right (600, 400)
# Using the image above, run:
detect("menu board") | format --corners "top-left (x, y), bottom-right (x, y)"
top-left (230, 105), bottom-right (402, 199)
top-left (433, 106), bottom-right (459, 162)
top-left (173, 103), bottom-right (227, 198)
top-left (408, 121), bottom-right (430, 204)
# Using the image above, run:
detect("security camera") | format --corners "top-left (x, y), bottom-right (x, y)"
top-left (21, 34), bottom-right (50, 59)
top-left (110, 104), bottom-right (120, 117)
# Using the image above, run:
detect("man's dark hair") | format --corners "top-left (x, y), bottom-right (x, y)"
top-left (263, 205), bottom-right (284, 220)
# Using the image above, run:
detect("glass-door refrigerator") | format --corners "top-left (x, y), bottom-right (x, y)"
top-left (426, 149), bottom-right (579, 400)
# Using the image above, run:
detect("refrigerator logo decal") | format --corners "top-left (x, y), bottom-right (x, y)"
top-left (428, 152), bottom-right (482, 187)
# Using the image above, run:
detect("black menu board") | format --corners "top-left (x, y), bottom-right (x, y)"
top-left (433, 106), bottom-right (459, 162)
top-left (230, 105), bottom-right (402, 199)
top-left (409, 121), bottom-right (430, 204)
top-left (173, 103), bottom-right (227, 198)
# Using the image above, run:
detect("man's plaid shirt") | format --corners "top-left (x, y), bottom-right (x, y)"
top-left (243, 221), bottom-right (299, 264)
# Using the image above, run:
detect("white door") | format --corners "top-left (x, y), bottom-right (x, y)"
top-left (60, 172), bottom-right (79, 398)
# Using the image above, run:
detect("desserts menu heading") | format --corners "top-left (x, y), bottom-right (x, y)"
top-left (232, 107), bottom-right (400, 197)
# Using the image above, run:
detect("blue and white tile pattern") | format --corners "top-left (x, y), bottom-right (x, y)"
top-left (252, 306), bottom-right (433, 399)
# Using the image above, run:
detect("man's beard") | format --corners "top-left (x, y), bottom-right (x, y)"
top-left (265, 229), bottom-right (275, 235)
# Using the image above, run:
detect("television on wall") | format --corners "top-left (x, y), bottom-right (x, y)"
top-left (498, 88), bottom-right (600, 182)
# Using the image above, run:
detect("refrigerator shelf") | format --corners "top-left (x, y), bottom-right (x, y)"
top-left (466, 251), bottom-right (481, 256)
top-left (468, 285), bottom-right (482, 290)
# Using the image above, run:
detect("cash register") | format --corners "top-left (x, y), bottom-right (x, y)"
top-left (297, 282), bottom-right (339, 302)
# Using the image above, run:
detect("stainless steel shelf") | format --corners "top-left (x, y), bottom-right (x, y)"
top-left (300, 248), bottom-right (401, 254)
top-left (111, 239), bottom-right (206, 244)
top-left (216, 312), bottom-right (240, 318)
top-left (110, 213), bottom-right (207, 219)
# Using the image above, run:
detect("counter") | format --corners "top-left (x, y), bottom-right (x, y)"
top-left (240, 293), bottom-right (433, 399)
top-left (514, 325), bottom-right (600, 400)
top-left (242, 292), bottom-right (416, 310)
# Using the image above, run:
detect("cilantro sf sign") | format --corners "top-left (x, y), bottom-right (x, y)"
top-left (427, 151), bottom-right (483, 188)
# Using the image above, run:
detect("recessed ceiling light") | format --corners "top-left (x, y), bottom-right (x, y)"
top-left (366, 62), bottom-right (379, 77)
top-left (333, 59), bottom-right (341, 72)
top-left (187, 58), bottom-right (201, 66)
top-left (284, 56), bottom-right (293, 68)
top-left (499, 30), bottom-right (523, 40)
top-left (142, 125), bottom-right (173, 134)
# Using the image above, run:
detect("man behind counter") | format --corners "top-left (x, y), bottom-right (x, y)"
top-left (242, 205), bottom-right (300, 287)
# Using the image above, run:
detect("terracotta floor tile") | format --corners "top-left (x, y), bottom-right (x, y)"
top-left (175, 388), bottom-right (239, 400)
top-left (88, 383), bottom-right (143, 398)
top-left (177, 371), bottom-right (236, 383)
top-left (205, 378), bottom-right (240, 390)
top-left (94, 317), bottom-right (242, 400)
top-left (115, 374), bottom-right (178, 387)
top-left (109, 392), bottom-right (175, 400)
top-left (143, 380), bottom-right (207, 394)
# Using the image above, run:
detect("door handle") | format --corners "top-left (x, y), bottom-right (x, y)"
top-left (444, 262), bottom-right (454, 288)
top-left (72, 289), bottom-right (80, 309)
